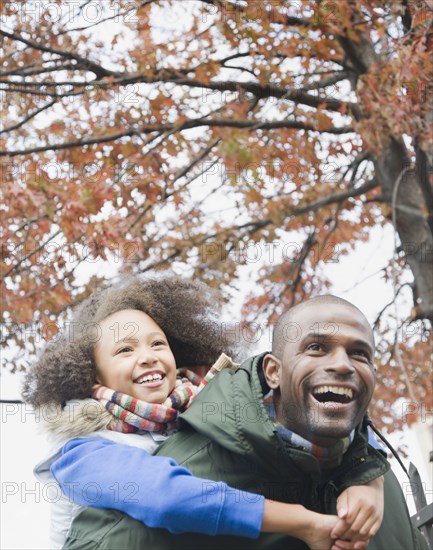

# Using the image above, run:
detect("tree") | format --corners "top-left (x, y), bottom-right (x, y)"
top-left (1, 0), bottom-right (431, 429)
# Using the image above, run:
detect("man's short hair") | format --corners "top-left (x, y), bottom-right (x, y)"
top-left (271, 295), bottom-right (372, 359)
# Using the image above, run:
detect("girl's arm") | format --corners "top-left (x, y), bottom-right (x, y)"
top-left (52, 436), bottom-right (264, 538)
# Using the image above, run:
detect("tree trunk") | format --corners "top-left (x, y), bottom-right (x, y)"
top-left (374, 138), bottom-right (433, 322)
top-left (341, 15), bottom-right (433, 323)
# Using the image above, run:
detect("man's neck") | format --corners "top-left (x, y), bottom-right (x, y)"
top-left (268, 401), bottom-right (354, 448)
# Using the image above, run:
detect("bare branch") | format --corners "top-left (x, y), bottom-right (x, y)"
top-left (0, 100), bottom-right (57, 134)
top-left (204, 177), bottom-right (380, 242)
top-left (122, 74), bottom-right (359, 115)
top-left (170, 139), bottom-right (220, 183)
top-left (288, 231), bottom-right (318, 306)
top-left (373, 283), bottom-right (412, 329)
top-left (1, 229), bottom-right (62, 280)
top-left (218, 51), bottom-right (251, 64)
top-left (0, 62), bottom-right (79, 77)
top-left (290, 178), bottom-right (379, 215)
top-left (0, 29), bottom-right (117, 79)
top-left (300, 71), bottom-right (350, 91)
top-left (55, 0), bottom-right (145, 36)
top-left (3, 69), bottom-right (356, 114)
top-left (0, 118), bottom-right (353, 157)
top-left (14, 215), bottom-right (51, 234)
top-left (0, 85), bottom-right (86, 98)
top-left (128, 142), bottom-right (221, 231)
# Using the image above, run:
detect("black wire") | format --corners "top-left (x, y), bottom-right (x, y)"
top-left (366, 417), bottom-right (410, 478)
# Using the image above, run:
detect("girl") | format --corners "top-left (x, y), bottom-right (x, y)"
top-left (24, 274), bottom-right (383, 550)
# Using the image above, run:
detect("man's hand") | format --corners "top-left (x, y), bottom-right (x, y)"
top-left (330, 476), bottom-right (384, 549)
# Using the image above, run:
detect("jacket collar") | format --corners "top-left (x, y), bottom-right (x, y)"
top-left (179, 352), bottom-right (389, 481)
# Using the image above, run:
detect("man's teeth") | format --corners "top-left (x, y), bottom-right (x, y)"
top-left (314, 386), bottom-right (353, 399)
top-left (137, 373), bottom-right (163, 384)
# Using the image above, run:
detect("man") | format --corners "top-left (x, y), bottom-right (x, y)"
top-left (58, 296), bottom-right (428, 549)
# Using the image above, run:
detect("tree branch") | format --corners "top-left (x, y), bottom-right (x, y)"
top-left (121, 73), bottom-right (359, 115)
top-left (0, 118), bottom-right (353, 157)
top-left (170, 139), bottom-right (221, 184)
top-left (1, 229), bottom-right (62, 280)
top-left (400, 0), bottom-right (413, 33)
top-left (55, 0), bottom-right (145, 36)
top-left (290, 178), bottom-right (379, 216)
top-left (288, 231), bottom-right (318, 306)
top-left (0, 29), bottom-right (117, 79)
top-left (0, 100), bottom-right (57, 134)
top-left (2, 70), bottom-right (356, 115)
top-left (300, 71), bottom-right (350, 91)
top-left (0, 85), bottom-right (85, 98)
top-left (0, 62), bottom-right (80, 77)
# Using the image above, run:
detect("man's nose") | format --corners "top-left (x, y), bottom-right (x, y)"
top-left (325, 347), bottom-right (355, 374)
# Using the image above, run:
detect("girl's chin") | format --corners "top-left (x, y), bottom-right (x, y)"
top-left (132, 387), bottom-right (168, 404)
top-left (130, 378), bottom-right (176, 403)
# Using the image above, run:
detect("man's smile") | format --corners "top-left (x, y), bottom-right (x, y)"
top-left (311, 384), bottom-right (356, 404)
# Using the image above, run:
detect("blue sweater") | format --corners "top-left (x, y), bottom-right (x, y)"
top-left (52, 437), bottom-right (264, 538)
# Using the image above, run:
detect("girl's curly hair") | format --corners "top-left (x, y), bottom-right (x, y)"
top-left (22, 273), bottom-right (235, 407)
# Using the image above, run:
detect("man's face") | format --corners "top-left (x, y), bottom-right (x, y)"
top-left (263, 303), bottom-right (376, 446)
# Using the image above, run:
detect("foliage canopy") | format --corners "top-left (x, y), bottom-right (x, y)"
top-left (1, 0), bottom-right (432, 429)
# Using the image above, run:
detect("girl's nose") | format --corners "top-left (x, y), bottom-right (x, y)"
top-left (137, 346), bottom-right (158, 366)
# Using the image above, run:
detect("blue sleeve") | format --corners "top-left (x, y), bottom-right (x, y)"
top-left (51, 437), bottom-right (264, 538)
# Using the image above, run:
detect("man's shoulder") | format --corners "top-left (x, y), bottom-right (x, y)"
top-left (155, 426), bottom-right (210, 462)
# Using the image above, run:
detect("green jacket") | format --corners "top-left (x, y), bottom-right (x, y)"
top-left (64, 353), bottom-right (429, 550)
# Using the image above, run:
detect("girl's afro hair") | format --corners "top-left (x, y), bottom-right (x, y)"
top-left (22, 273), bottom-right (236, 407)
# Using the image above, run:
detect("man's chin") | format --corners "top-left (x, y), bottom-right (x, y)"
top-left (305, 399), bottom-right (361, 436)
top-left (308, 424), bottom-right (355, 446)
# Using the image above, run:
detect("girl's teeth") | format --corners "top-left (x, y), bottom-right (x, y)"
top-left (138, 374), bottom-right (163, 384)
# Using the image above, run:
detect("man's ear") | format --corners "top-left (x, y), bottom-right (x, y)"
top-left (262, 353), bottom-right (281, 389)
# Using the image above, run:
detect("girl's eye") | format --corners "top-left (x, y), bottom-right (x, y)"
top-left (152, 340), bottom-right (167, 347)
top-left (117, 346), bottom-right (133, 354)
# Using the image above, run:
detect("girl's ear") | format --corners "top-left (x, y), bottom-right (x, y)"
top-left (262, 354), bottom-right (281, 389)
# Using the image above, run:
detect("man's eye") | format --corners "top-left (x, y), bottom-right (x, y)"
top-left (307, 343), bottom-right (324, 352)
top-left (351, 350), bottom-right (371, 361)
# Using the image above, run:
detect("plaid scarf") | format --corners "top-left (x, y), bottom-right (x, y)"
top-left (266, 403), bottom-right (354, 469)
top-left (93, 353), bottom-right (232, 434)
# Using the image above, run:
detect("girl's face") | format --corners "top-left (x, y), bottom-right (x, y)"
top-left (94, 309), bottom-right (177, 403)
